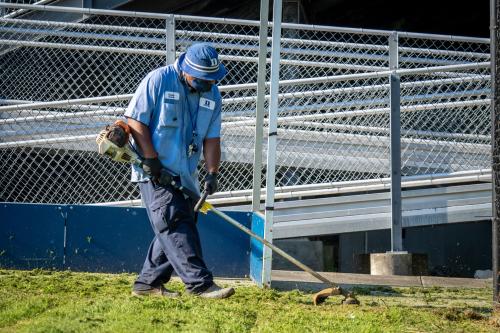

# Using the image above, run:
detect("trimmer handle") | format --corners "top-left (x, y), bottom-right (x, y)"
top-left (194, 191), bottom-right (209, 212)
top-left (155, 169), bottom-right (200, 204)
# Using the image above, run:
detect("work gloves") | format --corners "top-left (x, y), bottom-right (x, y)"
top-left (144, 157), bottom-right (218, 194)
top-left (142, 157), bottom-right (162, 180)
top-left (204, 172), bottom-right (218, 195)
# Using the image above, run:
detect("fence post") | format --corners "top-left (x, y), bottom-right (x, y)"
top-left (262, 0), bottom-right (283, 288)
top-left (252, 0), bottom-right (270, 213)
top-left (490, 0), bottom-right (500, 310)
top-left (390, 73), bottom-right (403, 252)
top-left (389, 31), bottom-right (399, 70)
top-left (389, 31), bottom-right (403, 252)
top-left (165, 14), bottom-right (176, 65)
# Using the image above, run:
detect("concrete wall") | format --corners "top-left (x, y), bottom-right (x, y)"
top-left (272, 238), bottom-right (324, 271)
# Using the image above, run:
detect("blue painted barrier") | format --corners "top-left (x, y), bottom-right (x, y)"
top-left (0, 203), bottom-right (251, 278)
top-left (64, 205), bottom-right (154, 273)
top-left (250, 212), bottom-right (264, 286)
top-left (0, 203), bottom-right (64, 270)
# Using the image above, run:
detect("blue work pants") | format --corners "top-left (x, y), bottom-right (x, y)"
top-left (134, 180), bottom-right (213, 293)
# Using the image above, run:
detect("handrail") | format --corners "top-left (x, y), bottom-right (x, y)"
top-left (90, 169), bottom-right (492, 207)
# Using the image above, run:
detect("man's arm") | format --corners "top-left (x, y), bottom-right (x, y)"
top-left (203, 137), bottom-right (221, 173)
top-left (126, 118), bottom-right (157, 159)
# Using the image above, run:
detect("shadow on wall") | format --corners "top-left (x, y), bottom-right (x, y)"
top-left (339, 221), bottom-right (492, 278)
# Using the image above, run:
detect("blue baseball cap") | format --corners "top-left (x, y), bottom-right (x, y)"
top-left (178, 43), bottom-right (227, 81)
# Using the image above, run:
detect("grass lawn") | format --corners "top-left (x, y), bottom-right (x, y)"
top-left (0, 269), bottom-right (498, 332)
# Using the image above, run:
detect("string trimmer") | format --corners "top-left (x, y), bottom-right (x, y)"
top-left (96, 120), bottom-right (359, 306)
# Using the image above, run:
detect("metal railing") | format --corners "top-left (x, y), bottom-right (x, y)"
top-left (0, 2), bottom-right (491, 205)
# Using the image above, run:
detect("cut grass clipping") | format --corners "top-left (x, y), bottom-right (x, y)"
top-left (0, 269), bottom-right (498, 332)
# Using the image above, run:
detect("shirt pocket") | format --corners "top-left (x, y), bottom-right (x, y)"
top-left (196, 109), bottom-right (213, 138)
top-left (158, 103), bottom-right (180, 128)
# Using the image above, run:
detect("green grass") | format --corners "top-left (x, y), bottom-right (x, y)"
top-left (0, 269), bottom-right (498, 332)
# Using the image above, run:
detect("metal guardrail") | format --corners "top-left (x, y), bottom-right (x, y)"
top-left (92, 170), bottom-right (492, 239)
top-left (271, 183), bottom-right (492, 239)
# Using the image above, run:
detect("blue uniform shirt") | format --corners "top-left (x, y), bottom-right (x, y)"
top-left (124, 59), bottom-right (222, 195)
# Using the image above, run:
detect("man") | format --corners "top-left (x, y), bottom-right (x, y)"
top-left (124, 43), bottom-right (234, 299)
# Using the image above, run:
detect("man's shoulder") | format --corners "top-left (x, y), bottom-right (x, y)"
top-left (145, 65), bottom-right (177, 83)
top-left (210, 86), bottom-right (222, 102)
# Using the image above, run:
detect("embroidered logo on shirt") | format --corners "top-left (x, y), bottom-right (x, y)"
top-left (164, 91), bottom-right (180, 102)
top-left (199, 97), bottom-right (215, 110)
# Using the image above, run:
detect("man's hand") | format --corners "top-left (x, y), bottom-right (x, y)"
top-left (142, 157), bottom-right (162, 180)
top-left (204, 172), bottom-right (218, 195)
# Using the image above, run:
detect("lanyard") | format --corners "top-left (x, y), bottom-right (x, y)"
top-left (182, 82), bottom-right (200, 157)
top-left (187, 93), bottom-right (199, 138)
top-left (180, 77), bottom-right (199, 135)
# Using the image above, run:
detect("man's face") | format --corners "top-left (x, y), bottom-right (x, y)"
top-left (183, 73), bottom-right (215, 93)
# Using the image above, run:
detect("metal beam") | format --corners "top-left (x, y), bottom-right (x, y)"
top-left (165, 14), bottom-right (175, 64)
top-left (251, 0), bottom-right (269, 212)
top-left (490, 0), bottom-right (500, 309)
top-left (390, 73), bottom-right (403, 252)
top-left (262, 0), bottom-right (282, 288)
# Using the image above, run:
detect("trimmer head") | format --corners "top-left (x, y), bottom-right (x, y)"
top-left (312, 287), bottom-right (360, 306)
top-left (341, 292), bottom-right (360, 305)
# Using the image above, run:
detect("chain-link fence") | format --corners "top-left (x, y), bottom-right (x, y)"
top-left (0, 2), bottom-right (491, 205)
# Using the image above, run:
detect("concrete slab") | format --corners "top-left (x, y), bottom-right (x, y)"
top-left (272, 270), bottom-right (421, 288)
top-left (370, 252), bottom-right (413, 275)
top-left (271, 270), bottom-right (491, 292)
top-left (420, 276), bottom-right (491, 288)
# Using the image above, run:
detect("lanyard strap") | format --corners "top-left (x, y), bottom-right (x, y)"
top-left (181, 82), bottom-right (199, 137)
top-left (187, 95), bottom-right (199, 137)
top-left (182, 84), bottom-right (201, 158)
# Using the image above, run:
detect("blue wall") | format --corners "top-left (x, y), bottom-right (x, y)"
top-left (0, 203), bottom-right (251, 278)
top-left (249, 212), bottom-right (264, 286)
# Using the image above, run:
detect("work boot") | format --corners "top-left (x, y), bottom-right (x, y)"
top-left (131, 285), bottom-right (180, 298)
top-left (193, 283), bottom-right (235, 299)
